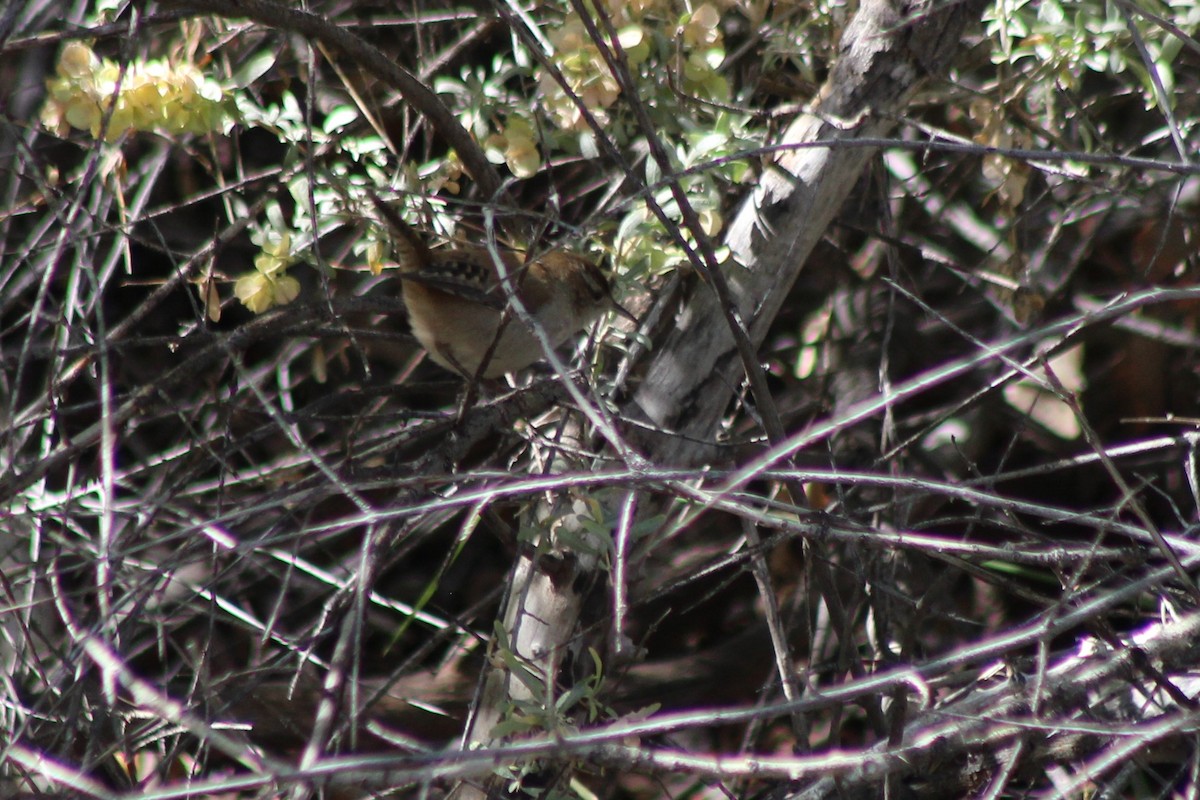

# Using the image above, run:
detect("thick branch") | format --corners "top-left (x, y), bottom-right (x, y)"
top-left (626, 0), bottom-right (987, 464)
top-left (158, 0), bottom-right (504, 198)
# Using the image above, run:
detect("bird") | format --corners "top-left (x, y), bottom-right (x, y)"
top-left (368, 192), bottom-right (622, 379)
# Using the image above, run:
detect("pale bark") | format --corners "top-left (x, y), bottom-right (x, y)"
top-left (627, 0), bottom-right (988, 464)
top-left (450, 2), bottom-right (988, 797)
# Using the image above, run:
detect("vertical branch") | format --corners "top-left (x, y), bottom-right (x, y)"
top-left (625, 0), bottom-right (988, 464)
top-left (450, 420), bottom-right (606, 800)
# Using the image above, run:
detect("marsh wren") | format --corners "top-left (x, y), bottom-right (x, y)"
top-left (370, 193), bottom-right (620, 378)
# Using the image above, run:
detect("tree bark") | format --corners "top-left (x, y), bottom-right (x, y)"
top-left (448, 2), bottom-right (987, 795)
top-left (626, 0), bottom-right (988, 465)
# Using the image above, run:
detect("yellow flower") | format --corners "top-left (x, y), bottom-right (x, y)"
top-left (234, 271), bottom-right (300, 313)
top-left (235, 234), bottom-right (301, 312)
top-left (540, 14), bottom-right (636, 131)
top-left (40, 42), bottom-right (229, 141)
top-left (485, 117), bottom-right (542, 178)
top-left (254, 233), bottom-right (293, 277)
top-left (58, 42), bottom-right (101, 79)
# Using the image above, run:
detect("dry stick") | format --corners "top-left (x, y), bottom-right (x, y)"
top-left (788, 604), bottom-right (1200, 799)
top-left (1041, 356), bottom-right (1200, 602)
top-left (288, 523), bottom-right (393, 800)
top-left (682, 0), bottom-right (985, 752)
top-left (886, 279), bottom-right (1200, 602)
top-left (1117, 1), bottom-right (1191, 165)
top-left (572, 0), bottom-right (822, 753)
top-left (2, 303), bottom-right (338, 499)
top-left (740, 516), bottom-right (807, 739)
top-left (67, 603), bottom-right (1200, 798)
top-left (2, 159), bottom-right (308, 505)
top-left (159, 0), bottom-right (503, 199)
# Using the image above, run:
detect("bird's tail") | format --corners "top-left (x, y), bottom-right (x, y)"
top-left (366, 190), bottom-right (430, 273)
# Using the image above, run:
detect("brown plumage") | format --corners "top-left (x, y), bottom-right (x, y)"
top-left (369, 193), bottom-right (614, 378)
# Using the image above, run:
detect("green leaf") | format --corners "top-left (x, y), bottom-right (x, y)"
top-left (322, 105), bottom-right (359, 134)
top-left (232, 51), bottom-right (277, 89)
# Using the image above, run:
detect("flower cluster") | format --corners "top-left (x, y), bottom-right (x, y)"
top-left (41, 42), bottom-right (229, 141)
top-left (234, 234), bottom-right (301, 313)
top-left (540, 8), bottom-right (649, 132)
top-left (484, 115), bottom-right (542, 178)
top-left (539, 2), bottom-right (726, 132)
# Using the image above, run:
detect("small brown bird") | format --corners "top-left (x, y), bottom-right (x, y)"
top-left (370, 193), bottom-right (619, 378)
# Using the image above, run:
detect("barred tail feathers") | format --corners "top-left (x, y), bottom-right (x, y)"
top-left (366, 190), bottom-right (430, 272)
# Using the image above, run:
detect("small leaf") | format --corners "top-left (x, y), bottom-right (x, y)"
top-left (322, 105), bottom-right (359, 134)
top-left (232, 51), bottom-right (276, 89)
top-left (578, 130), bottom-right (600, 159)
top-left (203, 278), bottom-right (221, 323)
